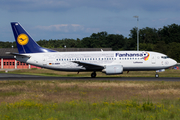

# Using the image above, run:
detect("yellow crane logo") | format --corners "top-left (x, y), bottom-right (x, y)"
top-left (17, 34), bottom-right (29, 45)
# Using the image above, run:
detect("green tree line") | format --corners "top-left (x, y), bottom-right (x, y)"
top-left (1, 24), bottom-right (180, 62)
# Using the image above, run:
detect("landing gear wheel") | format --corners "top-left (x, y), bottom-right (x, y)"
top-left (155, 74), bottom-right (159, 78)
top-left (91, 72), bottom-right (96, 78)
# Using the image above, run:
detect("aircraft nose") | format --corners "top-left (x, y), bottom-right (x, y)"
top-left (171, 59), bottom-right (177, 66)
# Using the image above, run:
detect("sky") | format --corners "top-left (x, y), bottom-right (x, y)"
top-left (0, 0), bottom-right (180, 42)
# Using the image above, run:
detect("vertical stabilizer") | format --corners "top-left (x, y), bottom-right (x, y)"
top-left (11, 22), bottom-right (56, 54)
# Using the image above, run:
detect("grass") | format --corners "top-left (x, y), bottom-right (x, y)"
top-left (1, 99), bottom-right (180, 120)
top-left (1, 68), bottom-right (180, 77)
top-left (0, 69), bottom-right (180, 119)
top-left (0, 80), bottom-right (180, 119)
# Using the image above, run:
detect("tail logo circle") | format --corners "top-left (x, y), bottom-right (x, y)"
top-left (17, 34), bottom-right (29, 45)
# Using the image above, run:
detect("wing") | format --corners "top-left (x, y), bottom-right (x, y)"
top-left (72, 61), bottom-right (104, 70)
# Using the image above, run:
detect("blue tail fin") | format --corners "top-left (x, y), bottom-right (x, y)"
top-left (11, 22), bottom-right (56, 54)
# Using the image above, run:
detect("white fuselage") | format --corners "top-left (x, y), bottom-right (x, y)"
top-left (16, 51), bottom-right (177, 72)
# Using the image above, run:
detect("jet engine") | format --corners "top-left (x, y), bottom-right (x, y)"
top-left (102, 65), bottom-right (123, 75)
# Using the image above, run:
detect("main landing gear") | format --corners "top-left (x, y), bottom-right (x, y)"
top-left (155, 73), bottom-right (159, 78)
top-left (91, 71), bottom-right (97, 78)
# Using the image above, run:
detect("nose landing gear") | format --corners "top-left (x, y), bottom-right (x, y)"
top-left (155, 73), bottom-right (159, 78)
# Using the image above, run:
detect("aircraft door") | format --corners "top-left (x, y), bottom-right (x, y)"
top-left (151, 55), bottom-right (156, 64)
top-left (43, 57), bottom-right (47, 66)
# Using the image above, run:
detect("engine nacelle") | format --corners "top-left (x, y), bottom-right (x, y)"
top-left (102, 65), bottom-right (123, 75)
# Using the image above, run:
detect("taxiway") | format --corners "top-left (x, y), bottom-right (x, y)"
top-left (0, 73), bottom-right (180, 81)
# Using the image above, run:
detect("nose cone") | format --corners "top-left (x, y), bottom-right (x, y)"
top-left (171, 59), bottom-right (177, 66)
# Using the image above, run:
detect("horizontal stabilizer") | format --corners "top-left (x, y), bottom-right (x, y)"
top-left (6, 52), bottom-right (31, 58)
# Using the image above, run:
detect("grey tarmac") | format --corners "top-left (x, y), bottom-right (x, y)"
top-left (0, 73), bottom-right (180, 81)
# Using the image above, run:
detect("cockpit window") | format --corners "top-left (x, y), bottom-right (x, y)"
top-left (161, 56), bottom-right (169, 59)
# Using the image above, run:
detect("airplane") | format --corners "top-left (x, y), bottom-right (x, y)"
top-left (8, 22), bottom-right (177, 78)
